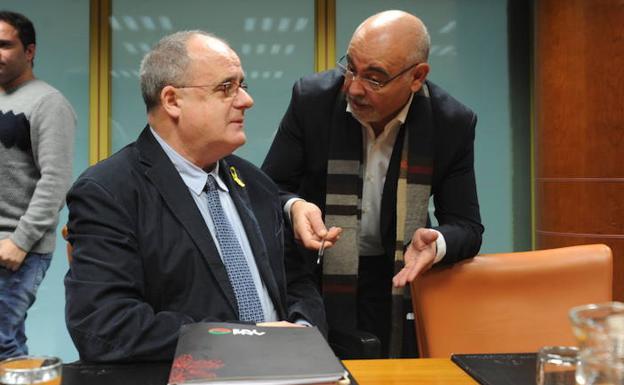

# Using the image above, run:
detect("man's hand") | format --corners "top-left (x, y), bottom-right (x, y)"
top-left (290, 200), bottom-right (342, 251)
top-left (0, 238), bottom-right (28, 271)
top-left (392, 228), bottom-right (438, 288)
top-left (256, 321), bottom-right (304, 327)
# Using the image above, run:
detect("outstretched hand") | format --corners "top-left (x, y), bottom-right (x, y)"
top-left (290, 200), bottom-right (342, 251)
top-left (392, 228), bottom-right (438, 288)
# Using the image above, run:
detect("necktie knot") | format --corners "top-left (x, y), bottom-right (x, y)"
top-left (206, 175), bottom-right (218, 192)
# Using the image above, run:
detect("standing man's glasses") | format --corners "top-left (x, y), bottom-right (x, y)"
top-left (336, 54), bottom-right (420, 92)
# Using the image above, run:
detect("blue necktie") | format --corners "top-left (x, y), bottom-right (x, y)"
top-left (205, 175), bottom-right (265, 322)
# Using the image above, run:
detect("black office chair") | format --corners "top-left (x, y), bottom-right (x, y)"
top-left (328, 328), bottom-right (381, 359)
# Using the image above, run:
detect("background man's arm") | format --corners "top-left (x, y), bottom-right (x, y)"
top-left (0, 93), bottom-right (75, 270)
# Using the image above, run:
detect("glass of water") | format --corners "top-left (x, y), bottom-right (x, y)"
top-left (536, 346), bottom-right (578, 385)
top-left (570, 302), bottom-right (624, 385)
top-left (0, 356), bottom-right (62, 385)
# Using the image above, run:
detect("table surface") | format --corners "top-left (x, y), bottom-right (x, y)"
top-left (344, 358), bottom-right (478, 385)
top-left (60, 358), bottom-right (479, 385)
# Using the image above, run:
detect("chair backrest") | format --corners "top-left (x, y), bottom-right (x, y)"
top-left (411, 244), bottom-right (613, 358)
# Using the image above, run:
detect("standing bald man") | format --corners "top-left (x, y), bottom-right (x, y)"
top-left (263, 10), bottom-right (483, 357)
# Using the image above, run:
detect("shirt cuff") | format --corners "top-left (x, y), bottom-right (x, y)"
top-left (294, 318), bottom-right (312, 327)
top-left (432, 229), bottom-right (446, 264)
top-left (284, 197), bottom-right (305, 224)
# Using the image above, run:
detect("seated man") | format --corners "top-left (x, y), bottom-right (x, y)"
top-left (64, 30), bottom-right (325, 362)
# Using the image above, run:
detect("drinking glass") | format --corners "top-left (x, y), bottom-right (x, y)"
top-left (0, 356), bottom-right (62, 385)
top-left (569, 302), bottom-right (624, 350)
top-left (570, 302), bottom-right (624, 385)
top-left (537, 346), bottom-right (578, 385)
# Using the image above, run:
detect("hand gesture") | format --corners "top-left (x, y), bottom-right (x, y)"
top-left (392, 228), bottom-right (438, 287)
top-left (290, 200), bottom-right (341, 251)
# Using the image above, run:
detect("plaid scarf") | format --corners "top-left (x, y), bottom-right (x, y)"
top-left (322, 84), bottom-right (433, 357)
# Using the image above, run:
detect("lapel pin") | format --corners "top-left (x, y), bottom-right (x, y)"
top-left (229, 166), bottom-right (245, 187)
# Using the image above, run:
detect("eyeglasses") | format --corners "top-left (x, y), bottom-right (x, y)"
top-left (336, 54), bottom-right (420, 92)
top-left (175, 80), bottom-right (248, 99)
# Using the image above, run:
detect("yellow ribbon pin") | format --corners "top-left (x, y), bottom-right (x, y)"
top-left (230, 166), bottom-right (245, 187)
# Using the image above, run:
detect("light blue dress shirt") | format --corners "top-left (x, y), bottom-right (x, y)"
top-left (150, 127), bottom-right (278, 322)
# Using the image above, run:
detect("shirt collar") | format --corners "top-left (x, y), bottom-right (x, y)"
top-left (150, 126), bottom-right (228, 195)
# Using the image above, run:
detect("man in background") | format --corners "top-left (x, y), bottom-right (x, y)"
top-left (0, 10), bottom-right (76, 359)
top-left (263, 10), bottom-right (483, 357)
top-left (65, 30), bottom-right (325, 362)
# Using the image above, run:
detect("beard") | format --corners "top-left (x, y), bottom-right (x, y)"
top-left (346, 96), bottom-right (381, 125)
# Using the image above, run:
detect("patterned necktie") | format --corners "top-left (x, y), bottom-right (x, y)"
top-left (205, 175), bottom-right (265, 322)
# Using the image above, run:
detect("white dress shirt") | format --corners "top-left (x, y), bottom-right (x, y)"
top-left (348, 94), bottom-right (446, 262)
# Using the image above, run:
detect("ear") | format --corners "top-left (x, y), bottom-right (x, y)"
top-left (24, 44), bottom-right (35, 66)
top-left (160, 85), bottom-right (182, 118)
top-left (409, 63), bottom-right (430, 93)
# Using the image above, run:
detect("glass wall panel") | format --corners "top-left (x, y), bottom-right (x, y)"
top-left (337, 0), bottom-right (531, 253)
top-left (3, 0), bottom-right (90, 361)
top-left (111, 0), bottom-right (315, 166)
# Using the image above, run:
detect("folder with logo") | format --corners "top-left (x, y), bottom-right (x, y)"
top-left (168, 322), bottom-right (348, 385)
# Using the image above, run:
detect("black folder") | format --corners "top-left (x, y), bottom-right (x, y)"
top-left (451, 353), bottom-right (537, 385)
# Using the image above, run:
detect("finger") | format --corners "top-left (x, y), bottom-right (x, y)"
top-left (422, 229), bottom-right (438, 245)
top-left (293, 217), bottom-right (322, 248)
top-left (298, 235), bottom-right (324, 250)
top-left (306, 210), bottom-right (328, 239)
top-left (393, 262), bottom-right (422, 287)
top-left (325, 226), bottom-right (342, 242)
top-left (392, 267), bottom-right (409, 287)
top-left (404, 259), bottom-right (427, 283)
top-left (318, 227), bottom-right (342, 250)
top-left (413, 228), bottom-right (438, 249)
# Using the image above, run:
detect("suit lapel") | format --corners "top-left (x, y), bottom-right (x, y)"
top-left (136, 126), bottom-right (238, 315)
top-left (219, 158), bottom-right (285, 318)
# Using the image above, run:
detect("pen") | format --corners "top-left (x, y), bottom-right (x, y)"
top-left (317, 236), bottom-right (327, 265)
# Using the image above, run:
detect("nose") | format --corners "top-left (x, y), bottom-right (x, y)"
top-left (234, 87), bottom-right (254, 110)
top-left (344, 76), bottom-right (366, 97)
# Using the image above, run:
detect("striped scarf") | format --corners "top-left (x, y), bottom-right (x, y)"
top-left (322, 84), bottom-right (433, 357)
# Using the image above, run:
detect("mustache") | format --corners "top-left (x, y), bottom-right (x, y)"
top-left (346, 95), bottom-right (369, 106)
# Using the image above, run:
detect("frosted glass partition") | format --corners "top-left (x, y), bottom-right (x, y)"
top-left (111, 1), bottom-right (315, 166)
top-left (336, 0), bottom-right (531, 254)
top-left (3, 1), bottom-right (90, 362)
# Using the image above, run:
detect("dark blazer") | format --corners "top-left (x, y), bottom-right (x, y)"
top-left (65, 127), bottom-right (326, 362)
top-left (262, 69), bottom-right (483, 265)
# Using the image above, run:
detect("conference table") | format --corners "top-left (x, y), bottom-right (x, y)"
top-left (343, 358), bottom-right (478, 385)
top-left (60, 358), bottom-right (478, 385)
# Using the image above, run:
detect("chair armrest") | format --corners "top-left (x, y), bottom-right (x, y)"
top-left (328, 328), bottom-right (381, 359)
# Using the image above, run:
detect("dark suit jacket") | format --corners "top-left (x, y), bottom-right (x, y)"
top-left (65, 127), bottom-right (326, 362)
top-left (262, 69), bottom-right (483, 266)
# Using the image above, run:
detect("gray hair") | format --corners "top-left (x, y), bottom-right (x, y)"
top-left (139, 30), bottom-right (223, 111)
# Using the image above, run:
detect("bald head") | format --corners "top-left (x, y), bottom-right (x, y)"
top-left (342, 11), bottom-right (431, 134)
top-left (351, 10), bottom-right (430, 63)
